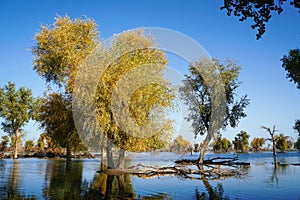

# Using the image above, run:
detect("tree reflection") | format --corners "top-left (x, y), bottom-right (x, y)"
top-left (0, 160), bottom-right (37, 200)
top-left (43, 159), bottom-right (83, 199)
top-left (195, 175), bottom-right (229, 200)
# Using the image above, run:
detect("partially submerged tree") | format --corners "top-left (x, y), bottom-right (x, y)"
top-left (0, 82), bottom-right (35, 159)
top-left (91, 29), bottom-right (175, 168)
top-left (32, 16), bottom-right (100, 157)
top-left (251, 137), bottom-right (265, 151)
top-left (180, 58), bottom-right (249, 163)
top-left (261, 125), bottom-right (279, 165)
top-left (232, 131), bottom-right (250, 153)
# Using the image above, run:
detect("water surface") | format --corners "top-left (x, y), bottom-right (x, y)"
top-left (0, 152), bottom-right (299, 199)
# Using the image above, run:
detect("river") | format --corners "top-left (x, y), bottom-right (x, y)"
top-left (0, 151), bottom-right (300, 199)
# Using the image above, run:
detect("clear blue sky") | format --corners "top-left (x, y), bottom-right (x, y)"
top-left (0, 0), bottom-right (299, 143)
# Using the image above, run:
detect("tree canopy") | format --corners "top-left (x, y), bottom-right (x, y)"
top-left (171, 135), bottom-right (190, 152)
top-left (232, 131), bottom-right (250, 153)
top-left (281, 48), bottom-right (300, 89)
top-left (32, 15), bottom-right (100, 93)
top-left (294, 120), bottom-right (300, 136)
top-left (275, 133), bottom-right (289, 152)
top-left (251, 137), bottom-right (265, 151)
top-left (221, 0), bottom-right (300, 39)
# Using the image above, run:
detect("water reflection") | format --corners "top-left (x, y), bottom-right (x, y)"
top-left (0, 152), bottom-right (299, 199)
top-left (0, 160), bottom-right (38, 199)
top-left (43, 159), bottom-right (83, 199)
top-left (195, 174), bottom-right (229, 200)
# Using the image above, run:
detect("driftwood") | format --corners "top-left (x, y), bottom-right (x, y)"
top-left (97, 163), bottom-right (246, 179)
top-left (175, 156), bottom-right (250, 166)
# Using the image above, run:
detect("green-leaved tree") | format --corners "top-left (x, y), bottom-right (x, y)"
top-left (180, 58), bottom-right (249, 163)
top-left (233, 131), bottom-right (250, 153)
top-left (0, 82), bottom-right (35, 159)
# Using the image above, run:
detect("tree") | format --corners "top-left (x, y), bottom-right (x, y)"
top-left (295, 137), bottom-right (300, 151)
top-left (232, 131), bottom-right (250, 153)
top-left (94, 29), bottom-right (175, 168)
top-left (0, 136), bottom-right (9, 152)
top-left (37, 93), bottom-right (85, 157)
top-left (251, 137), bottom-right (265, 151)
top-left (261, 125), bottom-right (278, 166)
top-left (32, 15), bottom-right (99, 93)
top-left (281, 48), bottom-right (300, 89)
top-left (275, 133), bottom-right (289, 152)
top-left (25, 140), bottom-right (34, 151)
top-left (213, 136), bottom-right (232, 152)
top-left (32, 16), bottom-right (99, 157)
top-left (0, 82), bottom-right (35, 159)
top-left (171, 135), bottom-right (190, 152)
top-left (221, 138), bottom-right (232, 152)
top-left (221, 0), bottom-right (300, 39)
top-left (180, 58), bottom-right (249, 163)
top-left (294, 120), bottom-right (300, 136)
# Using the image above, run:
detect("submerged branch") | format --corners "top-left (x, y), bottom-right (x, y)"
top-left (97, 163), bottom-right (246, 179)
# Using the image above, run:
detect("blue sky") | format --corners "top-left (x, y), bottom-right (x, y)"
top-left (0, 0), bottom-right (299, 143)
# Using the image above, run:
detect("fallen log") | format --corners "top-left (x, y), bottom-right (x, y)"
top-left (175, 156), bottom-right (250, 166)
top-left (97, 163), bottom-right (246, 179)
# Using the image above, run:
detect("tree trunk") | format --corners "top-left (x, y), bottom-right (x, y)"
top-left (198, 131), bottom-right (213, 164)
top-left (100, 145), bottom-right (107, 171)
top-left (66, 146), bottom-right (72, 159)
top-left (118, 150), bottom-right (125, 169)
top-left (13, 130), bottom-right (18, 159)
top-left (271, 134), bottom-right (277, 168)
top-left (106, 142), bottom-right (114, 169)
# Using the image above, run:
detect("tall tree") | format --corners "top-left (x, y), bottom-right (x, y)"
top-left (91, 29), bottom-right (175, 168)
top-left (221, 0), bottom-right (300, 39)
top-left (281, 49), bottom-right (300, 138)
top-left (180, 58), bottom-right (249, 163)
top-left (251, 137), bottom-right (265, 151)
top-left (232, 131), bottom-right (250, 153)
top-left (0, 82), bottom-right (35, 159)
top-left (32, 16), bottom-right (100, 157)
